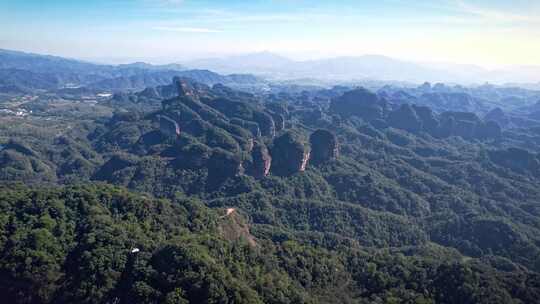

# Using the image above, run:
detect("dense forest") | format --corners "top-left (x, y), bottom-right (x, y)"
top-left (1, 183), bottom-right (539, 304)
top-left (1, 51), bottom-right (540, 303)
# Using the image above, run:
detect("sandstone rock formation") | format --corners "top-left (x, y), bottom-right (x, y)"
top-left (270, 112), bottom-right (285, 131)
top-left (248, 141), bottom-right (272, 179)
top-left (253, 111), bottom-right (276, 137)
top-left (173, 76), bottom-right (197, 97)
top-left (270, 131), bottom-right (310, 176)
top-left (207, 148), bottom-right (244, 185)
top-left (387, 104), bottom-right (423, 133)
top-left (435, 111), bottom-right (500, 140)
top-left (330, 88), bottom-right (388, 121)
top-left (309, 129), bottom-right (339, 165)
top-left (159, 115), bottom-right (180, 138)
top-left (174, 142), bottom-right (212, 169)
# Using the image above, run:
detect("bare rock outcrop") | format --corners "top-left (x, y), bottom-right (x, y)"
top-left (270, 131), bottom-right (310, 176)
top-left (218, 208), bottom-right (257, 247)
top-left (159, 115), bottom-right (180, 138)
top-left (248, 142), bottom-right (272, 179)
top-left (173, 76), bottom-right (197, 97)
top-left (309, 129), bottom-right (338, 165)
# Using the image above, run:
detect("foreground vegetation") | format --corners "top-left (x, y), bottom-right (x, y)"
top-left (1, 183), bottom-right (539, 304)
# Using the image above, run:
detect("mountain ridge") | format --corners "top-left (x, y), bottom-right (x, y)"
top-left (183, 51), bottom-right (540, 85)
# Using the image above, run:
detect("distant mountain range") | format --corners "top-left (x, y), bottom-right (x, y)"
top-left (183, 52), bottom-right (540, 85)
top-left (0, 49), bottom-right (265, 94)
top-left (2, 48), bottom-right (540, 94)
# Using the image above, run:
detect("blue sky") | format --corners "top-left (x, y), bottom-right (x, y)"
top-left (1, 0), bottom-right (539, 67)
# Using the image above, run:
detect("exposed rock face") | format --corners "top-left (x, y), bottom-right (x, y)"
top-left (173, 76), bottom-right (197, 97)
top-left (300, 151), bottom-right (310, 172)
top-left (246, 138), bottom-right (254, 152)
top-left (309, 129), bottom-right (339, 165)
top-left (159, 115), bottom-right (180, 138)
top-left (218, 208), bottom-right (257, 247)
top-left (248, 142), bottom-right (272, 179)
top-left (387, 104), bottom-right (423, 133)
top-left (270, 131), bottom-right (310, 176)
top-left (330, 88), bottom-right (388, 121)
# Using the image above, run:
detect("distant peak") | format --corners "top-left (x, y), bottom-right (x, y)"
top-left (173, 77), bottom-right (196, 97)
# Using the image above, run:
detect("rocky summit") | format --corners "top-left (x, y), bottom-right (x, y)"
top-left (309, 129), bottom-right (339, 165)
top-left (330, 87), bottom-right (388, 120)
top-left (270, 131), bottom-right (311, 176)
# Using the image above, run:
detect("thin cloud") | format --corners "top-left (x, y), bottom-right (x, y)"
top-left (142, 0), bottom-right (184, 8)
top-left (211, 13), bottom-right (308, 23)
top-left (456, 0), bottom-right (536, 23)
top-left (156, 0), bottom-right (184, 5)
top-left (152, 26), bottom-right (223, 33)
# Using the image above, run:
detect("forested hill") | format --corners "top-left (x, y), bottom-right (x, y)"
top-left (1, 76), bottom-right (540, 303)
top-left (1, 183), bottom-right (539, 303)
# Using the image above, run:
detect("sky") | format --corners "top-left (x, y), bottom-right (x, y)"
top-left (1, 0), bottom-right (539, 68)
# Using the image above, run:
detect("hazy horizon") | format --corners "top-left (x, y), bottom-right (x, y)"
top-left (2, 0), bottom-right (540, 69)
